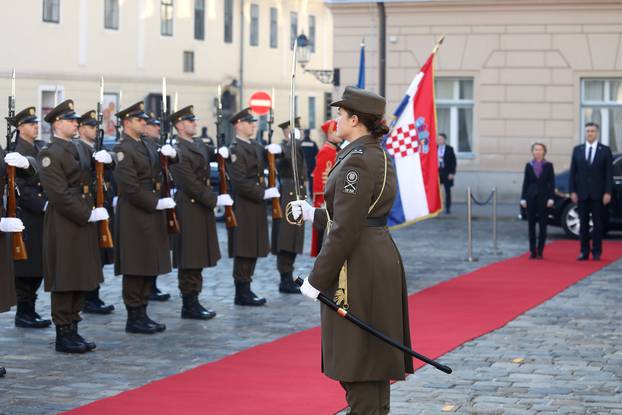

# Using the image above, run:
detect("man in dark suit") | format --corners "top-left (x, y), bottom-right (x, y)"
top-left (438, 133), bottom-right (457, 214)
top-left (569, 122), bottom-right (614, 261)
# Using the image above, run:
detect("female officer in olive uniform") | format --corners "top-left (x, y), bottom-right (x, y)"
top-left (291, 86), bottom-right (413, 414)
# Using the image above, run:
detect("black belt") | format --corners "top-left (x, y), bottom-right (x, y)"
top-left (366, 216), bottom-right (388, 227)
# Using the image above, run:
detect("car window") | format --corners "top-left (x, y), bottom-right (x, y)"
top-left (614, 157), bottom-right (622, 178)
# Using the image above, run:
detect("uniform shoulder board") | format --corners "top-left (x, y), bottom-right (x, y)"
top-left (300, 141), bottom-right (315, 147)
top-left (350, 147), bottom-right (364, 155)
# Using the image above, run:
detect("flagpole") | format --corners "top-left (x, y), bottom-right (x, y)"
top-left (431, 34), bottom-right (445, 55)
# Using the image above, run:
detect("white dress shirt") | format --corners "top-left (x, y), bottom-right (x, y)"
top-left (585, 140), bottom-right (598, 164)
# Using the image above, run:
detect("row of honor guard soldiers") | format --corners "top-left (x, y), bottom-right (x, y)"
top-left (0, 98), bottom-right (310, 356)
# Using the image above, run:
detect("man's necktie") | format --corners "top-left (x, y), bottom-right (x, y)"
top-left (587, 146), bottom-right (593, 165)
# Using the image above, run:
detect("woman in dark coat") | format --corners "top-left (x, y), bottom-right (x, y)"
top-left (292, 86), bottom-right (413, 414)
top-left (520, 142), bottom-right (555, 259)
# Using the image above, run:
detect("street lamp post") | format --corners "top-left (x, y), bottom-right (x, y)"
top-left (296, 33), bottom-right (334, 85)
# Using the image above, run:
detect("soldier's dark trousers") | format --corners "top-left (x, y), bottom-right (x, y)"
top-left (15, 277), bottom-right (43, 303)
top-left (178, 269), bottom-right (203, 295)
top-left (51, 291), bottom-right (86, 326)
top-left (233, 257), bottom-right (257, 283)
top-left (277, 252), bottom-right (297, 274)
top-left (122, 275), bottom-right (154, 307)
top-left (340, 381), bottom-right (390, 415)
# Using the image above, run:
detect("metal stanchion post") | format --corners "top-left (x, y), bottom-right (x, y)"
top-left (490, 187), bottom-right (502, 255)
top-left (466, 187), bottom-right (478, 262)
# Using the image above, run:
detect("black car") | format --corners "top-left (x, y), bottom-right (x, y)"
top-left (521, 153), bottom-right (622, 238)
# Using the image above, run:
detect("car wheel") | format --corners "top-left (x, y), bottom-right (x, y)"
top-left (214, 206), bottom-right (225, 222)
top-left (561, 203), bottom-right (592, 239)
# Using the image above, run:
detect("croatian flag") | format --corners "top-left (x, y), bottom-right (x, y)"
top-left (384, 53), bottom-right (442, 227)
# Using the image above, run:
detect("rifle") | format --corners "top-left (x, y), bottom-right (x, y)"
top-left (266, 87), bottom-right (282, 219)
top-left (216, 85), bottom-right (237, 228)
top-left (160, 77), bottom-right (180, 234)
top-left (95, 77), bottom-right (113, 248)
top-left (115, 90), bottom-right (122, 142)
top-left (4, 68), bottom-right (27, 260)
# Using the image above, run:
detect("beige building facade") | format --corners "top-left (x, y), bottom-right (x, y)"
top-left (328, 0), bottom-right (622, 200)
top-left (0, 0), bottom-right (333, 146)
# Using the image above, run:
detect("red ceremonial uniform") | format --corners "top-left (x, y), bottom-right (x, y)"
top-left (310, 140), bottom-right (339, 256)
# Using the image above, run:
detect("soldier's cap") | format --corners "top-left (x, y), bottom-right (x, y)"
top-left (78, 110), bottom-right (98, 127)
top-left (330, 86), bottom-right (386, 116)
top-left (321, 119), bottom-right (337, 135)
top-left (10, 106), bottom-right (39, 127)
top-left (146, 112), bottom-right (161, 126)
top-left (278, 116), bottom-right (301, 130)
top-left (115, 101), bottom-right (149, 121)
top-left (170, 105), bottom-right (197, 124)
top-left (229, 107), bottom-right (257, 125)
top-left (44, 99), bottom-right (81, 123)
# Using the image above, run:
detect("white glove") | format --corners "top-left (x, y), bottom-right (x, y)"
top-left (293, 128), bottom-right (302, 140)
top-left (4, 152), bottom-right (30, 169)
top-left (217, 194), bottom-right (234, 206)
top-left (43, 201), bottom-right (48, 212)
top-left (93, 150), bottom-right (113, 164)
top-left (300, 278), bottom-right (320, 301)
top-left (112, 196), bottom-right (118, 209)
top-left (547, 199), bottom-right (554, 208)
top-left (289, 200), bottom-right (315, 222)
top-left (160, 144), bottom-right (177, 159)
top-left (263, 187), bottom-right (280, 200)
top-left (266, 143), bottom-right (282, 155)
top-left (218, 147), bottom-right (229, 159)
top-left (520, 199), bottom-right (527, 208)
top-left (0, 217), bottom-right (25, 233)
top-left (156, 197), bottom-right (176, 210)
top-left (88, 207), bottom-right (109, 223)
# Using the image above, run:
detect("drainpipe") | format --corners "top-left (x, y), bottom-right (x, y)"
top-left (378, 2), bottom-right (386, 97)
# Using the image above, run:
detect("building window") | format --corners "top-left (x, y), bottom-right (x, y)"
top-left (42, 0), bottom-right (60, 23)
top-left (161, 0), bottom-right (174, 36)
top-left (183, 51), bottom-right (195, 73)
top-left (308, 97), bottom-right (316, 130)
top-left (194, 0), bottom-right (205, 40)
top-left (308, 15), bottom-right (316, 53)
top-left (104, 0), bottom-right (119, 30)
top-left (269, 7), bottom-right (278, 49)
top-left (435, 78), bottom-right (474, 154)
top-left (581, 78), bottom-right (622, 153)
top-left (224, 0), bottom-right (233, 43)
top-left (290, 12), bottom-right (298, 50)
top-left (250, 4), bottom-right (259, 46)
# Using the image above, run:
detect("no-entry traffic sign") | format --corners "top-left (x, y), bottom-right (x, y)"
top-left (249, 91), bottom-right (272, 116)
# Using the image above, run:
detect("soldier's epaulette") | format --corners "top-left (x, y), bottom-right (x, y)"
top-left (350, 147), bottom-right (364, 155)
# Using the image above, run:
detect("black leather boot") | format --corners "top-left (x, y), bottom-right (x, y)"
top-left (149, 279), bottom-right (171, 302)
top-left (279, 272), bottom-right (301, 294)
top-left (15, 302), bottom-right (51, 329)
top-left (142, 306), bottom-right (166, 332)
top-left (125, 306), bottom-right (157, 334)
top-left (83, 287), bottom-right (115, 314)
top-left (55, 325), bottom-right (88, 353)
top-left (71, 322), bottom-right (96, 351)
top-left (234, 282), bottom-right (267, 306)
top-left (0, 366), bottom-right (5, 377)
top-left (181, 294), bottom-right (216, 320)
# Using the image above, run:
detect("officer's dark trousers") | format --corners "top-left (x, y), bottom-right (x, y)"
top-left (340, 381), bottom-right (390, 415)
top-left (122, 275), bottom-right (154, 307)
top-left (442, 181), bottom-right (452, 213)
top-left (526, 198), bottom-right (548, 255)
top-left (178, 269), bottom-right (203, 295)
top-left (233, 257), bottom-right (257, 283)
top-left (51, 291), bottom-right (86, 326)
top-left (578, 199), bottom-right (605, 256)
top-left (15, 277), bottom-right (43, 303)
top-left (277, 252), bottom-right (297, 274)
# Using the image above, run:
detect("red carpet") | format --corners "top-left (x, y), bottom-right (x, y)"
top-left (65, 240), bottom-right (622, 415)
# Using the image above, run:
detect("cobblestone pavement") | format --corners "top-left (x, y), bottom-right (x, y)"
top-left (1, 204), bottom-right (620, 414)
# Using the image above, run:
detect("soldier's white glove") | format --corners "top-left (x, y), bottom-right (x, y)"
top-left (300, 278), bottom-right (320, 301)
top-left (293, 128), bottom-right (302, 140)
top-left (266, 143), bottom-right (282, 155)
top-left (217, 194), bottom-right (234, 206)
top-left (263, 187), bottom-right (280, 200)
top-left (290, 200), bottom-right (315, 222)
top-left (93, 150), bottom-right (113, 164)
top-left (547, 199), bottom-right (554, 208)
top-left (218, 147), bottom-right (230, 159)
top-left (160, 144), bottom-right (177, 159)
top-left (4, 152), bottom-right (30, 169)
top-left (520, 199), bottom-right (527, 208)
top-left (156, 197), bottom-right (176, 210)
top-left (88, 207), bottom-right (109, 223)
top-left (0, 217), bottom-right (25, 233)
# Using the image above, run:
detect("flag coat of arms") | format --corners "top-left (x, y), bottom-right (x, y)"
top-left (384, 53), bottom-right (442, 227)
